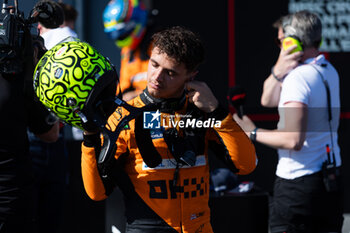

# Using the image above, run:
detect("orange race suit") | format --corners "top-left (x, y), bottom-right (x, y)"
top-left (118, 47), bottom-right (149, 95)
top-left (81, 90), bottom-right (257, 233)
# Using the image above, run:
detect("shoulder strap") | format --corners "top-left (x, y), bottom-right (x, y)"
top-left (309, 63), bottom-right (336, 164)
top-left (309, 64), bottom-right (332, 121)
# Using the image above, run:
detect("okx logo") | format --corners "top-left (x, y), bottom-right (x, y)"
top-left (143, 110), bottom-right (161, 129)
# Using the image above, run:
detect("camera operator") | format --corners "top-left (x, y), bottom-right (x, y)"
top-left (37, 2), bottom-right (78, 50)
top-left (0, 3), bottom-right (59, 233)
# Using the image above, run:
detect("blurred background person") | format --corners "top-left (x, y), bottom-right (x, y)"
top-left (58, 2), bottom-right (78, 31)
top-left (103, 0), bottom-right (158, 101)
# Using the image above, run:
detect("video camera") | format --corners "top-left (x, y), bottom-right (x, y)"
top-left (0, 0), bottom-right (63, 74)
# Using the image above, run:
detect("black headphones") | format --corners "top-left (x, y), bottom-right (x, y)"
top-left (281, 15), bottom-right (304, 52)
top-left (281, 13), bottom-right (322, 51)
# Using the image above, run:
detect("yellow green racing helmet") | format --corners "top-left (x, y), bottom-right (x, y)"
top-left (33, 41), bottom-right (118, 130)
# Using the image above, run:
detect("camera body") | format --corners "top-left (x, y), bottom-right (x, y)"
top-left (0, 3), bottom-right (26, 74)
top-left (0, 0), bottom-right (64, 74)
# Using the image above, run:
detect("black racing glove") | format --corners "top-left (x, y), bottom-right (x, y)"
top-left (81, 118), bottom-right (100, 133)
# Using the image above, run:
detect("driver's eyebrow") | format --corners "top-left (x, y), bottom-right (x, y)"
top-left (150, 58), bottom-right (178, 75)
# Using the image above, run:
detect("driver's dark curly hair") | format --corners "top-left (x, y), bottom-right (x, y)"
top-left (151, 26), bottom-right (205, 72)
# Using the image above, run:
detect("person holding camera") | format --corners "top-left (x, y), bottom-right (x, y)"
top-left (0, 1), bottom-right (64, 232)
top-left (37, 2), bottom-right (78, 50)
top-left (0, 25), bottom-right (59, 233)
top-left (234, 10), bottom-right (343, 233)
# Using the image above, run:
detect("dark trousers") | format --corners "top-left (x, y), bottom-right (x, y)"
top-left (270, 171), bottom-right (344, 233)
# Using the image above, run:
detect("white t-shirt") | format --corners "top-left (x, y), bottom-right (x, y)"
top-left (276, 54), bottom-right (341, 179)
top-left (41, 26), bottom-right (78, 50)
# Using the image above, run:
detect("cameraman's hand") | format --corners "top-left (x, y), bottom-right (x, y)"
top-left (186, 81), bottom-right (218, 113)
top-left (273, 44), bottom-right (303, 79)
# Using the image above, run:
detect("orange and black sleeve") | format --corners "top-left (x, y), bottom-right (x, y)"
top-left (81, 127), bottom-right (128, 201)
top-left (207, 106), bottom-right (257, 175)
